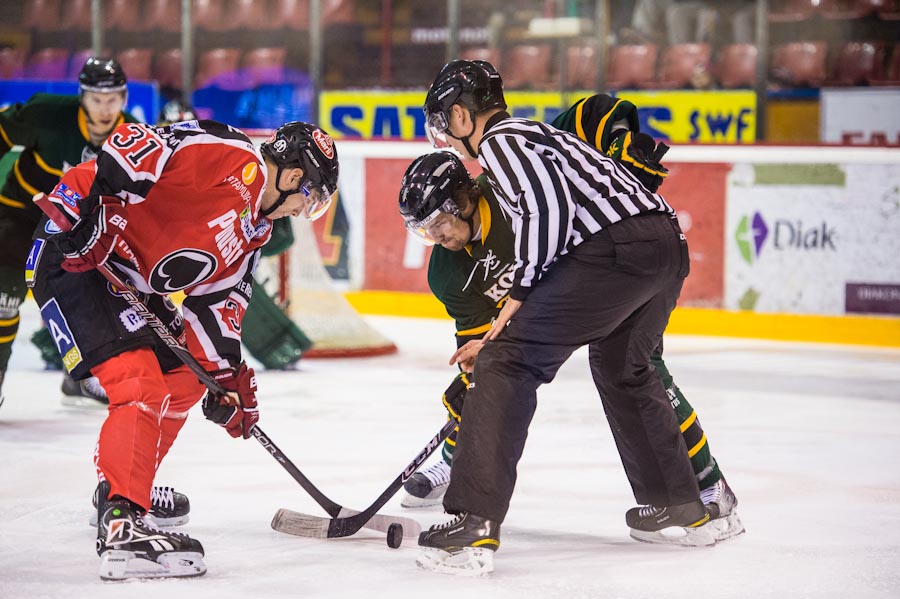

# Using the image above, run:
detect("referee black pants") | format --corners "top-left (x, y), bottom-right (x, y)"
top-left (444, 213), bottom-right (697, 523)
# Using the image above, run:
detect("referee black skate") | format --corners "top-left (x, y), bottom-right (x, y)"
top-left (415, 59), bottom-right (709, 575)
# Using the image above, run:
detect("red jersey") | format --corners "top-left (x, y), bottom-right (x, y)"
top-left (45, 120), bottom-right (272, 370)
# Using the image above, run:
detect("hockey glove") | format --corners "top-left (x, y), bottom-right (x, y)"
top-left (202, 362), bottom-right (259, 439)
top-left (54, 195), bottom-right (129, 273)
top-left (441, 373), bottom-right (472, 423)
top-left (610, 131), bottom-right (669, 193)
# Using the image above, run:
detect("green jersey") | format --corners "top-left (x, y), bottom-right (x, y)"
top-left (0, 93), bottom-right (137, 217)
top-left (427, 176), bottom-right (517, 346)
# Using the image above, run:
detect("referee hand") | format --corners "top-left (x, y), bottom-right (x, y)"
top-left (483, 298), bottom-right (521, 343)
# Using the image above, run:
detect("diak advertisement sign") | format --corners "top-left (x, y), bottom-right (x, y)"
top-left (319, 89), bottom-right (756, 143)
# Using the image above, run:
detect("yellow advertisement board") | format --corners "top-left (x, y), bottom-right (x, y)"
top-left (320, 89), bottom-right (757, 143)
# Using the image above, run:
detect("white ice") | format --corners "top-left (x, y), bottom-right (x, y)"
top-left (2, 299), bottom-right (899, 599)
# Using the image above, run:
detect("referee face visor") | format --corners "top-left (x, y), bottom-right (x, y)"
top-left (424, 83), bottom-right (463, 149)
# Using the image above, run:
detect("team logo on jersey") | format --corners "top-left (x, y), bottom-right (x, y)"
top-left (39, 298), bottom-right (82, 372)
top-left (149, 249), bottom-right (218, 293)
top-left (44, 219), bottom-right (61, 234)
top-left (51, 183), bottom-right (82, 209)
top-left (242, 162), bottom-right (258, 185)
top-left (119, 307), bottom-right (147, 333)
top-left (313, 129), bottom-right (335, 159)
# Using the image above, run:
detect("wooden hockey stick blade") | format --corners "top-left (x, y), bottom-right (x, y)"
top-left (272, 507), bottom-right (421, 539)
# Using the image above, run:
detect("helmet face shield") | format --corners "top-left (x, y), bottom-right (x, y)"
top-left (424, 109), bottom-right (451, 149)
top-left (299, 181), bottom-right (333, 221)
top-left (402, 198), bottom-right (460, 245)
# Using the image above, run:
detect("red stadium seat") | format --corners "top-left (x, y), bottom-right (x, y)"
top-left (272, 0), bottom-right (310, 30)
top-left (230, 0), bottom-right (279, 31)
top-left (871, 45), bottom-right (900, 84)
top-left (144, 0), bottom-right (183, 32)
top-left (242, 46), bottom-right (287, 85)
top-left (460, 46), bottom-right (502, 71)
top-left (606, 45), bottom-right (658, 90)
top-left (715, 43), bottom-right (758, 89)
top-left (24, 48), bottom-right (70, 80)
top-left (768, 0), bottom-right (821, 22)
top-left (0, 47), bottom-right (26, 79)
top-left (771, 42), bottom-right (828, 87)
top-left (656, 43), bottom-right (712, 89)
top-left (323, 0), bottom-right (355, 24)
top-left (117, 48), bottom-right (154, 81)
top-left (195, 47), bottom-right (242, 88)
top-left (566, 43), bottom-right (597, 90)
top-left (820, 0), bottom-right (882, 18)
top-left (502, 44), bottom-right (555, 90)
top-left (193, 0), bottom-right (228, 32)
top-left (876, 0), bottom-right (900, 18)
top-left (154, 48), bottom-right (184, 90)
top-left (830, 41), bottom-right (886, 85)
top-left (59, 0), bottom-right (94, 32)
top-left (21, 0), bottom-right (61, 31)
top-left (107, 0), bottom-right (145, 32)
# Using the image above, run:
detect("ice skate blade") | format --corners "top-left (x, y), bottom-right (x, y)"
top-left (400, 492), bottom-right (445, 508)
top-left (709, 510), bottom-right (745, 542)
top-left (629, 523), bottom-right (717, 547)
top-left (98, 550), bottom-right (206, 580)
top-left (89, 511), bottom-right (189, 528)
top-left (415, 547), bottom-right (494, 576)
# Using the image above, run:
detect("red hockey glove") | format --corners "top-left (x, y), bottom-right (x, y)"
top-left (202, 362), bottom-right (259, 439)
top-left (54, 195), bottom-right (128, 273)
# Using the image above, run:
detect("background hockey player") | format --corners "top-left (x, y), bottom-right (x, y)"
top-left (28, 119), bottom-right (339, 580)
top-left (0, 57), bottom-right (138, 408)
top-left (412, 59), bottom-right (714, 575)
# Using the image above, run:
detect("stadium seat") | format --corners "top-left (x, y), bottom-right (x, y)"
top-left (768, 0), bottom-right (821, 22)
top-left (230, 0), bottom-right (279, 31)
top-left (193, 0), bottom-right (228, 32)
top-left (24, 48), bottom-right (70, 80)
top-left (21, 0), bottom-right (61, 31)
top-left (715, 43), bottom-right (758, 88)
top-left (502, 44), bottom-right (555, 90)
top-left (154, 48), bottom-right (184, 90)
top-left (323, 0), bottom-right (355, 24)
top-left (566, 43), bottom-right (597, 90)
top-left (871, 45), bottom-right (900, 84)
top-left (0, 47), bottom-right (26, 79)
top-left (656, 43), bottom-right (712, 89)
top-left (144, 0), bottom-right (183, 32)
top-left (59, 0), bottom-right (94, 32)
top-left (273, 0), bottom-right (310, 30)
top-left (107, 0), bottom-right (144, 32)
top-left (242, 46), bottom-right (287, 85)
top-left (606, 44), bottom-right (657, 89)
top-left (117, 48), bottom-right (154, 81)
top-left (820, 0), bottom-right (882, 18)
top-left (67, 49), bottom-right (112, 80)
top-left (876, 0), bottom-right (900, 18)
top-left (830, 41), bottom-right (886, 85)
top-left (460, 46), bottom-right (502, 70)
top-left (771, 42), bottom-right (828, 87)
top-left (196, 47), bottom-right (243, 88)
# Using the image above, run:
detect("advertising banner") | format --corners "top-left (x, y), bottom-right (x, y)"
top-left (0, 80), bottom-right (159, 124)
top-left (821, 88), bottom-right (900, 146)
top-left (725, 163), bottom-right (900, 315)
top-left (320, 90), bottom-right (756, 144)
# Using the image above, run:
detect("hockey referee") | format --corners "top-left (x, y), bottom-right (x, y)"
top-left (415, 60), bottom-right (707, 575)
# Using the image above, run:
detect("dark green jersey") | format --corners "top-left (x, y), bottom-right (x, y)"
top-left (427, 176), bottom-right (517, 346)
top-left (0, 93), bottom-right (137, 215)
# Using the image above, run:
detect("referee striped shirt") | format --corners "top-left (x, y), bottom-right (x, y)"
top-left (478, 113), bottom-right (675, 300)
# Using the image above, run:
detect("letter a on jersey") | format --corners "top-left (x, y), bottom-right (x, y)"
top-left (39, 298), bottom-right (83, 372)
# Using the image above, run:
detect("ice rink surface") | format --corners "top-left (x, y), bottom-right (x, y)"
top-left (2, 299), bottom-right (899, 599)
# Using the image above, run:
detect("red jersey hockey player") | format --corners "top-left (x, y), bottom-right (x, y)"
top-left (27, 119), bottom-right (339, 580)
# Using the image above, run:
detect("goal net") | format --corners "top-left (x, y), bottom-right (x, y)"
top-left (257, 216), bottom-right (397, 358)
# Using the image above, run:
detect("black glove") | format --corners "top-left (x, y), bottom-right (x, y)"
top-left (620, 131), bottom-right (669, 192)
top-left (441, 373), bottom-right (472, 423)
top-left (202, 362), bottom-right (259, 439)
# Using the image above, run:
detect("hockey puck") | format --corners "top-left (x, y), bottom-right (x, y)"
top-left (386, 523), bottom-right (403, 549)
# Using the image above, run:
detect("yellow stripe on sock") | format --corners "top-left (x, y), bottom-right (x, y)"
top-left (687, 433), bottom-right (708, 458)
top-left (679, 410), bottom-right (697, 432)
top-left (0, 315), bottom-right (20, 327)
top-left (0, 332), bottom-right (18, 343)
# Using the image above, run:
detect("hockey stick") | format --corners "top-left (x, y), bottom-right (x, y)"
top-left (34, 193), bottom-right (420, 538)
top-left (271, 417), bottom-right (456, 539)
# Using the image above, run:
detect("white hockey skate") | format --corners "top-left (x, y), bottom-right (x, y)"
top-left (97, 500), bottom-right (205, 581)
top-left (401, 460), bottom-right (451, 508)
top-left (61, 375), bottom-right (108, 409)
top-left (700, 478), bottom-right (745, 542)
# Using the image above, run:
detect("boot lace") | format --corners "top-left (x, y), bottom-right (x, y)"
top-left (637, 505), bottom-right (665, 518)
top-left (433, 512), bottom-right (467, 531)
top-left (151, 486), bottom-right (176, 510)
top-left (700, 479), bottom-right (724, 506)
top-left (81, 376), bottom-right (108, 399)
top-left (421, 461), bottom-right (451, 486)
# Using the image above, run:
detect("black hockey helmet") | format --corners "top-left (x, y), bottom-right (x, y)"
top-left (399, 151), bottom-right (476, 244)
top-left (78, 57), bottom-right (128, 94)
top-left (157, 99), bottom-right (196, 125)
top-left (423, 59), bottom-right (506, 148)
top-left (260, 122), bottom-right (339, 220)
